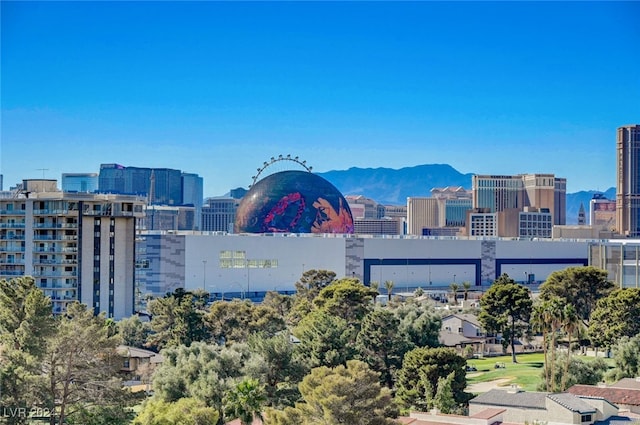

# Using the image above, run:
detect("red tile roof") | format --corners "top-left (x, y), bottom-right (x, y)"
top-left (567, 384), bottom-right (640, 406)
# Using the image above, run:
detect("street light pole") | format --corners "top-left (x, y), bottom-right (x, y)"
top-left (202, 260), bottom-right (207, 291)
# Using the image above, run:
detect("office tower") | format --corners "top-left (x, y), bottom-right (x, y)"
top-left (407, 197), bottom-right (439, 235)
top-left (616, 125), bottom-right (640, 237)
top-left (201, 197), bottom-right (239, 232)
top-left (181, 173), bottom-right (204, 230)
top-left (98, 164), bottom-right (188, 206)
top-left (61, 173), bottom-right (99, 192)
top-left (0, 179), bottom-right (145, 318)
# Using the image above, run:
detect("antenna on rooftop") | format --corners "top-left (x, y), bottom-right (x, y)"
top-left (36, 168), bottom-right (49, 179)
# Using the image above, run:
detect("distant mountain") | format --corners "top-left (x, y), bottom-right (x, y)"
top-left (317, 164), bottom-right (615, 224)
top-left (318, 164), bottom-right (473, 205)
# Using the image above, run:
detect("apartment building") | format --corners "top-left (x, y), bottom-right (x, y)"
top-left (0, 179), bottom-right (145, 318)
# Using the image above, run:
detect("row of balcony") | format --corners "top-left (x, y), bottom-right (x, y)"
top-left (33, 247), bottom-right (78, 253)
top-left (33, 258), bottom-right (77, 265)
top-left (0, 235), bottom-right (25, 240)
top-left (32, 235), bottom-right (78, 241)
top-left (0, 210), bottom-right (25, 215)
top-left (0, 247), bottom-right (25, 252)
top-left (0, 223), bottom-right (79, 229)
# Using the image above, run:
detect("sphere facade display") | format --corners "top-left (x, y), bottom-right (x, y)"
top-left (235, 170), bottom-right (354, 234)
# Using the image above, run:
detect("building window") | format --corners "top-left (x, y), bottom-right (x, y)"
top-left (581, 414), bottom-right (592, 422)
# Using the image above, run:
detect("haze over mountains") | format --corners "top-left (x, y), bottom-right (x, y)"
top-left (316, 164), bottom-right (615, 225)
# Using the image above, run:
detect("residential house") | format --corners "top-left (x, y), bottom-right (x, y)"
top-left (117, 345), bottom-right (163, 387)
top-left (568, 383), bottom-right (640, 414)
top-left (469, 388), bottom-right (619, 425)
top-left (439, 313), bottom-right (494, 356)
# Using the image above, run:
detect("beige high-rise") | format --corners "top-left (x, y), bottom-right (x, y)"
top-left (616, 124), bottom-right (640, 237)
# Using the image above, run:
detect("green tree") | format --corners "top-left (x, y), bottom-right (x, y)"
top-left (294, 269), bottom-right (337, 303)
top-left (206, 299), bottom-right (286, 345)
top-left (478, 274), bottom-right (532, 363)
top-left (531, 299), bottom-right (553, 391)
top-left (152, 342), bottom-right (250, 418)
top-left (560, 303), bottom-right (580, 391)
top-left (606, 334), bottom-right (640, 381)
top-left (588, 288), bottom-right (640, 349)
top-left (0, 276), bottom-right (55, 425)
top-left (133, 397), bottom-right (219, 425)
top-left (539, 266), bottom-right (613, 327)
top-left (147, 288), bottom-right (209, 349)
top-left (371, 280), bottom-right (381, 303)
top-left (245, 332), bottom-right (306, 408)
top-left (292, 309), bottom-right (356, 369)
top-left (117, 315), bottom-right (152, 348)
top-left (393, 300), bottom-right (442, 349)
top-left (384, 280), bottom-right (395, 303)
top-left (538, 354), bottom-right (609, 393)
top-left (266, 360), bottom-right (397, 425)
top-left (356, 308), bottom-right (411, 389)
top-left (41, 302), bottom-right (128, 425)
top-left (433, 372), bottom-right (456, 414)
top-left (395, 347), bottom-right (469, 410)
top-left (449, 282), bottom-right (459, 305)
top-left (262, 290), bottom-right (294, 320)
top-left (286, 269), bottom-right (337, 326)
top-left (313, 277), bottom-right (378, 328)
top-left (223, 378), bottom-right (266, 425)
top-left (462, 281), bottom-right (472, 301)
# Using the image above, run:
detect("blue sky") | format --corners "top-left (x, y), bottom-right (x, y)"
top-left (1, 1), bottom-right (638, 197)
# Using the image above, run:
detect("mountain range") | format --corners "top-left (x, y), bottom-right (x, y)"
top-left (316, 164), bottom-right (615, 225)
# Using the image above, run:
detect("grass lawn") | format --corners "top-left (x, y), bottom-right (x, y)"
top-left (465, 352), bottom-right (546, 392)
top-left (464, 352), bottom-right (616, 393)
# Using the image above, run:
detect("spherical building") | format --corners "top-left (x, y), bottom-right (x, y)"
top-left (235, 170), bottom-right (354, 234)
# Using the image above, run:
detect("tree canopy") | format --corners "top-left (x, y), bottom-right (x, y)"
top-left (478, 274), bottom-right (532, 363)
top-left (266, 360), bottom-right (397, 425)
top-left (588, 288), bottom-right (640, 348)
top-left (539, 266), bottom-right (613, 326)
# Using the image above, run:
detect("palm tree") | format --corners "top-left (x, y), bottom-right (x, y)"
top-left (561, 303), bottom-right (580, 391)
top-left (370, 281), bottom-right (380, 304)
top-left (531, 299), bottom-right (553, 391)
top-left (223, 378), bottom-right (266, 425)
top-left (384, 280), bottom-right (394, 303)
top-left (449, 283), bottom-right (459, 305)
top-left (462, 281), bottom-right (472, 301)
top-left (547, 296), bottom-right (566, 392)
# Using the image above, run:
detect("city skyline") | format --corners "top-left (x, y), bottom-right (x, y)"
top-left (2, 1), bottom-right (639, 196)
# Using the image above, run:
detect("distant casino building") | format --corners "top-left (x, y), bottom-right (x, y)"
top-left (616, 124), bottom-right (640, 237)
top-left (98, 164), bottom-right (203, 230)
top-left (61, 173), bottom-right (98, 193)
top-left (590, 194), bottom-right (615, 230)
top-left (201, 197), bottom-right (239, 232)
top-left (470, 174), bottom-right (566, 237)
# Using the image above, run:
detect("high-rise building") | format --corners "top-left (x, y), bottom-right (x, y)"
top-left (407, 197), bottom-right (439, 235)
top-left (181, 173), bottom-right (204, 230)
top-left (201, 197), bottom-right (239, 232)
top-left (471, 173), bottom-right (566, 237)
top-left (61, 173), bottom-right (99, 192)
top-left (0, 179), bottom-right (145, 318)
top-left (98, 164), bottom-right (202, 229)
top-left (590, 194), bottom-right (615, 230)
top-left (616, 124), bottom-right (640, 237)
top-left (432, 187), bottom-right (472, 227)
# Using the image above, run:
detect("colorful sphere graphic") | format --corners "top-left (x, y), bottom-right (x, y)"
top-left (235, 170), bottom-right (354, 234)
